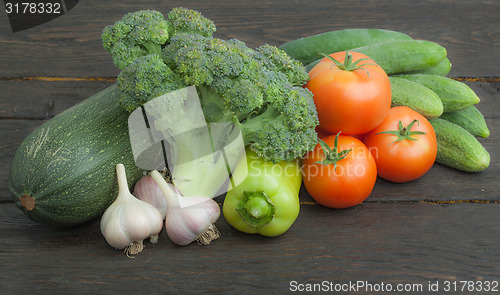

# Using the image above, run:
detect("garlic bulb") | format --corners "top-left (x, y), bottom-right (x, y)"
top-left (100, 164), bottom-right (163, 257)
top-left (134, 174), bottom-right (168, 219)
top-left (150, 170), bottom-right (221, 246)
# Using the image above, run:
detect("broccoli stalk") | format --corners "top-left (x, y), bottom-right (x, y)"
top-left (103, 7), bottom-right (319, 198)
top-left (141, 87), bottom-right (240, 198)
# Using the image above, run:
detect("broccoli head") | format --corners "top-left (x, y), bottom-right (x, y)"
top-left (162, 32), bottom-right (318, 162)
top-left (106, 7), bottom-right (319, 163)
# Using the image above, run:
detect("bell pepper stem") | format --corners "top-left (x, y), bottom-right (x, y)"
top-left (237, 191), bottom-right (276, 228)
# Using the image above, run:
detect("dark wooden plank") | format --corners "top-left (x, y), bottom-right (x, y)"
top-left (1, 201), bottom-right (499, 294)
top-left (2, 81), bottom-right (498, 203)
top-left (0, 80), bottom-right (114, 119)
top-left (0, 81), bottom-right (115, 201)
top-left (0, 0), bottom-right (499, 77)
top-left (0, 120), bottom-right (41, 201)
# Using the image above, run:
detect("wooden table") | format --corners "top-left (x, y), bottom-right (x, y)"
top-left (1, 0), bottom-right (499, 294)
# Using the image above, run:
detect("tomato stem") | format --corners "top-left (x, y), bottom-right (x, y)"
top-left (321, 51), bottom-right (374, 74)
top-left (376, 119), bottom-right (426, 144)
top-left (314, 132), bottom-right (352, 170)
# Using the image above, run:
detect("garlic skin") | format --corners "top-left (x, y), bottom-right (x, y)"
top-left (134, 174), bottom-right (168, 219)
top-left (100, 164), bottom-right (163, 256)
top-left (150, 170), bottom-right (221, 246)
top-left (168, 196), bottom-right (221, 246)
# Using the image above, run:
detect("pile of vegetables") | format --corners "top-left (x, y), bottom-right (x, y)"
top-left (282, 28), bottom-right (490, 208)
top-left (7, 8), bottom-right (490, 257)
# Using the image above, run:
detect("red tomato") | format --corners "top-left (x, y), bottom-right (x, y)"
top-left (363, 106), bottom-right (437, 183)
top-left (306, 51), bottom-right (391, 135)
top-left (302, 133), bottom-right (377, 209)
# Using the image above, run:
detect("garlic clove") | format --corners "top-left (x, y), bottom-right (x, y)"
top-left (101, 209), bottom-right (134, 249)
top-left (150, 170), bottom-right (221, 246)
top-left (165, 204), bottom-right (221, 246)
top-left (178, 196), bottom-right (221, 224)
top-left (100, 164), bottom-right (164, 257)
top-left (134, 174), bottom-right (168, 219)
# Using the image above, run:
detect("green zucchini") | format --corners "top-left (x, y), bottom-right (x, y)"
top-left (429, 118), bottom-right (490, 172)
top-left (389, 76), bottom-right (443, 119)
top-left (439, 105), bottom-right (490, 138)
top-left (279, 28), bottom-right (412, 65)
top-left (8, 85), bottom-right (143, 227)
top-left (399, 57), bottom-right (451, 76)
top-left (396, 74), bottom-right (480, 112)
top-left (351, 40), bottom-right (447, 74)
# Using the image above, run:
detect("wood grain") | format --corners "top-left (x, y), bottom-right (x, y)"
top-left (0, 0), bottom-right (499, 77)
top-left (0, 80), bottom-right (114, 119)
top-left (1, 202), bottom-right (499, 294)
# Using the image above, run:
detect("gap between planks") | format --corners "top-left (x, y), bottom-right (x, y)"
top-left (0, 76), bottom-right (500, 82)
top-left (2, 199), bottom-right (500, 206)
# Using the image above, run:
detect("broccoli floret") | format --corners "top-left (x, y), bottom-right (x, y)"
top-left (102, 10), bottom-right (173, 70)
top-left (117, 54), bottom-right (185, 112)
top-left (253, 44), bottom-right (310, 86)
top-left (232, 85), bottom-right (318, 162)
top-left (167, 7), bottom-right (216, 37)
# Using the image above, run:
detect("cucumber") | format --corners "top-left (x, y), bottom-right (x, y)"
top-left (8, 85), bottom-right (143, 227)
top-left (389, 76), bottom-right (443, 119)
top-left (351, 40), bottom-right (447, 74)
top-left (305, 59), bottom-right (321, 72)
top-left (429, 118), bottom-right (490, 172)
top-left (439, 105), bottom-right (490, 138)
top-left (279, 28), bottom-right (412, 65)
top-left (399, 57), bottom-right (451, 76)
top-left (395, 74), bottom-right (480, 112)
top-left (304, 40), bottom-right (447, 74)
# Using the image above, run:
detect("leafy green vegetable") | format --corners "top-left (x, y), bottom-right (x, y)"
top-left (102, 7), bottom-right (319, 197)
top-left (104, 7), bottom-right (318, 163)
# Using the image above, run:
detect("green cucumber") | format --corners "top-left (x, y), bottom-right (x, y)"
top-left (305, 59), bottom-right (321, 72)
top-left (396, 74), bottom-right (480, 112)
top-left (439, 105), bottom-right (490, 138)
top-left (279, 28), bottom-right (412, 65)
top-left (399, 57), bottom-right (451, 76)
top-left (389, 76), bottom-right (443, 119)
top-left (429, 118), bottom-right (490, 172)
top-left (351, 40), bottom-right (447, 74)
top-left (8, 85), bottom-right (143, 227)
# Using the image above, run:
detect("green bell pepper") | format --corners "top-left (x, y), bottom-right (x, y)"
top-left (222, 149), bottom-right (302, 237)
